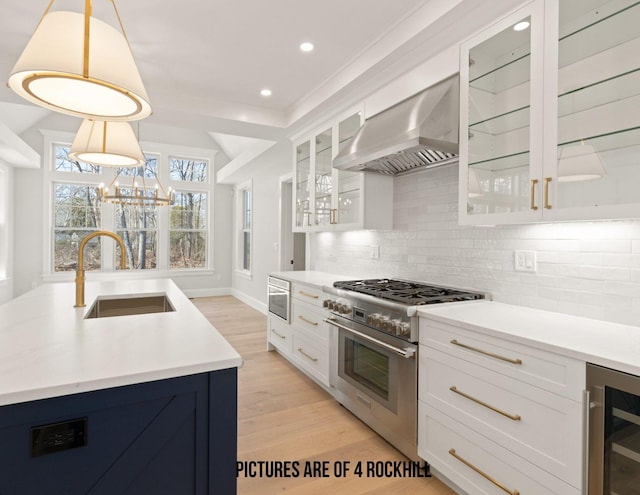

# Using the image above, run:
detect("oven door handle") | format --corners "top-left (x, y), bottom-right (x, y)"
top-left (324, 318), bottom-right (416, 359)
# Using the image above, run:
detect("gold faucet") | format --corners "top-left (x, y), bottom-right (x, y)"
top-left (74, 230), bottom-right (127, 307)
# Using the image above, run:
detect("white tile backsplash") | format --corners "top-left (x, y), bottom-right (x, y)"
top-left (311, 164), bottom-right (640, 326)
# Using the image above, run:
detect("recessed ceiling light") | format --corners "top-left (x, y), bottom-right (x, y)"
top-left (300, 42), bottom-right (314, 52)
top-left (513, 21), bottom-right (530, 31)
top-left (260, 89), bottom-right (272, 97)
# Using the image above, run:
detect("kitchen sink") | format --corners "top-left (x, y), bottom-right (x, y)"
top-left (85, 294), bottom-right (175, 319)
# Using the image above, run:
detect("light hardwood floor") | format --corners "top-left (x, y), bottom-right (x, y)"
top-left (192, 296), bottom-right (457, 495)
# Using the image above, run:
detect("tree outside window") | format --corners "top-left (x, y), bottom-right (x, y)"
top-left (53, 183), bottom-right (101, 271)
top-left (170, 191), bottom-right (207, 269)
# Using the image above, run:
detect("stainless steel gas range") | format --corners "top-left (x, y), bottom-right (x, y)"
top-left (323, 278), bottom-right (485, 461)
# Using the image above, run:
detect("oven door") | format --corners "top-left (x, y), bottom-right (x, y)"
top-left (326, 315), bottom-right (418, 460)
top-left (267, 277), bottom-right (290, 323)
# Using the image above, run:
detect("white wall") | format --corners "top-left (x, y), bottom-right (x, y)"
top-left (0, 162), bottom-right (14, 304)
top-left (12, 113), bottom-right (234, 298)
top-left (311, 164), bottom-right (640, 327)
top-left (231, 141), bottom-right (292, 311)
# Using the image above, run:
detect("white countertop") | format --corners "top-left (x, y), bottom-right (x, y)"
top-left (269, 270), bottom-right (356, 290)
top-left (0, 278), bottom-right (242, 406)
top-left (418, 300), bottom-right (640, 376)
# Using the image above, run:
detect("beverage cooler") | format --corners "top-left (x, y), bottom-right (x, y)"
top-left (587, 363), bottom-right (640, 494)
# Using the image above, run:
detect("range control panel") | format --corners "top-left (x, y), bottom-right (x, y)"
top-left (30, 417), bottom-right (87, 457)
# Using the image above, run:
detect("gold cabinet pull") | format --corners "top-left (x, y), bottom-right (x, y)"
top-left (449, 386), bottom-right (521, 421)
top-left (449, 449), bottom-right (519, 495)
top-left (298, 315), bottom-right (318, 326)
top-left (299, 291), bottom-right (319, 299)
top-left (271, 329), bottom-right (286, 340)
top-left (530, 179), bottom-right (538, 211)
top-left (450, 339), bottom-right (522, 365)
top-left (544, 177), bottom-right (552, 209)
top-left (330, 208), bottom-right (338, 224)
top-left (297, 348), bottom-right (318, 362)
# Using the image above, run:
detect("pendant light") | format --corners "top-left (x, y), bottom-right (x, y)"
top-left (557, 143), bottom-right (607, 182)
top-left (69, 120), bottom-right (145, 167)
top-left (8, 0), bottom-right (151, 121)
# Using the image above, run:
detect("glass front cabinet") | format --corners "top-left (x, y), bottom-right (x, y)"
top-left (293, 110), bottom-right (393, 232)
top-left (459, 0), bottom-right (640, 224)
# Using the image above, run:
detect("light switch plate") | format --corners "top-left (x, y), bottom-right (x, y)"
top-left (370, 245), bottom-right (380, 260)
top-left (515, 250), bottom-right (537, 273)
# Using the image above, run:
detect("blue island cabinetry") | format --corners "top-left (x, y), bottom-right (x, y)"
top-left (0, 367), bottom-right (237, 495)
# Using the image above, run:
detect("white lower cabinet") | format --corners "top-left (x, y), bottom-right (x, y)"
top-left (268, 282), bottom-right (331, 389)
top-left (268, 315), bottom-right (293, 356)
top-left (418, 315), bottom-right (586, 494)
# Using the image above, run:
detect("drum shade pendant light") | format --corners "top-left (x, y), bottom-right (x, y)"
top-left (8, 0), bottom-right (151, 121)
top-left (69, 119), bottom-right (145, 167)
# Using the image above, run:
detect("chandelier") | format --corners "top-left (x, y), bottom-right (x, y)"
top-left (97, 170), bottom-right (175, 207)
top-left (8, 0), bottom-right (151, 121)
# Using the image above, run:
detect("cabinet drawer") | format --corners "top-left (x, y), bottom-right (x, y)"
top-left (292, 283), bottom-right (325, 307)
top-left (268, 316), bottom-right (292, 355)
top-left (419, 402), bottom-right (581, 495)
top-left (292, 299), bottom-right (330, 341)
top-left (291, 331), bottom-right (329, 387)
top-left (420, 347), bottom-right (583, 487)
top-left (420, 318), bottom-right (585, 400)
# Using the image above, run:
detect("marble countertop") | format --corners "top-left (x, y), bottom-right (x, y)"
top-left (0, 278), bottom-right (242, 406)
top-left (418, 300), bottom-right (640, 376)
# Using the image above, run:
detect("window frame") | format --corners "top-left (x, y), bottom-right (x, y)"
top-left (235, 179), bottom-right (252, 279)
top-left (42, 131), bottom-right (216, 280)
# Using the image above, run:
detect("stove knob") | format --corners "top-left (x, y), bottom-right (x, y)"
top-left (323, 299), bottom-right (331, 308)
top-left (390, 319), bottom-right (402, 334)
top-left (340, 305), bottom-right (352, 315)
top-left (369, 313), bottom-right (381, 326)
top-left (379, 316), bottom-right (390, 330)
top-left (398, 322), bottom-right (411, 336)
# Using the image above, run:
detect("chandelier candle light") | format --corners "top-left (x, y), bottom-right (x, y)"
top-left (8, 0), bottom-right (151, 121)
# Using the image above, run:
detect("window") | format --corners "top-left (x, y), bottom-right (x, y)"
top-left (46, 140), bottom-right (214, 276)
top-left (236, 180), bottom-right (252, 275)
top-left (170, 191), bottom-right (207, 269)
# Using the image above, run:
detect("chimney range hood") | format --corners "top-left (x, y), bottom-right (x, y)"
top-left (333, 74), bottom-right (459, 176)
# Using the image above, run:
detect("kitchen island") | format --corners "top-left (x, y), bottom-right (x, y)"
top-left (0, 278), bottom-right (242, 495)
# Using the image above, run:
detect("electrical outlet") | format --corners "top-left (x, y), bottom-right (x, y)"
top-left (514, 250), bottom-right (537, 273)
top-left (370, 245), bottom-right (380, 260)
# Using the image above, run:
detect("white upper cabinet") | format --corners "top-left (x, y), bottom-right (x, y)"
top-left (293, 110), bottom-right (393, 232)
top-left (459, 0), bottom-right (640, 224)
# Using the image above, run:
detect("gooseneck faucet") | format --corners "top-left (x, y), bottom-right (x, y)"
top-left (74, 230), bottom-right (127, 308)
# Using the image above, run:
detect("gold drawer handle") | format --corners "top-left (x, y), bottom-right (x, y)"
top-left (530, 179), bottom-right (538, 211)
top-left (449, 449), bottom-right (519, 495)
top-left (544, 177), bottom-right (552, 209)
top-left (298, 315), bottom-right (318, 326)
top-left (271, 329), bottom-right (286, 340)
top-left (299, 291), bottom-right (319, 299)
top-left (297, 348), bottom-right (318, 362)
top-left (450, 339), bottom-right (522, 365)
top-left (449, 386), bottom-right (521, 421)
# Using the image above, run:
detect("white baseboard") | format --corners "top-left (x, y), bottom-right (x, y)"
top-left (231, 288), bottom-right (268, 314)
top-left (183, 287), bottom-right (232, 298)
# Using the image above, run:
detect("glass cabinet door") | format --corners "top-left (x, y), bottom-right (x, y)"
top-left (334, 113), bottom-right (362, 226)
top-left (314, 128), bottom-right (333, 228)
top-left (295, 140), bottom-right (311, 229)
top-left (553, 0), bottom-right (640, 212)
top-left (464, 12), bottom-right (536, 217)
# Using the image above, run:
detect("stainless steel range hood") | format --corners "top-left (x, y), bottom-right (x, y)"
top-left (333, 74), bottom-right (459, 176)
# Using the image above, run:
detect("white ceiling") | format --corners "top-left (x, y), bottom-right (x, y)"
top-left (0, 0), bottom-right (437, 131)
top-left (0, 0), bottom-right (528, 171)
